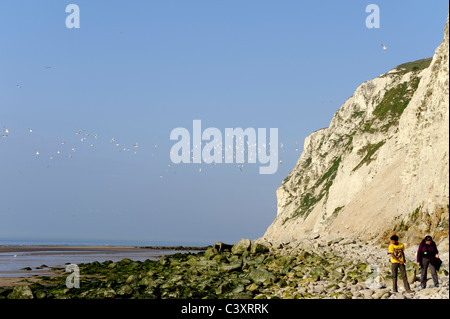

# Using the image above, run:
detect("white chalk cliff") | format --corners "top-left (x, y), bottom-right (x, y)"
top-left (264, 14), bottom-right (449, 245)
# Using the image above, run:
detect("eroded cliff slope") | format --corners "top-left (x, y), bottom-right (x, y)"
top-left (264, 15), bottom-right (449, 246)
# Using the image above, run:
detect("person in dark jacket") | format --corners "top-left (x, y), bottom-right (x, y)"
top-left (416, 235), bottom-right (440, 289)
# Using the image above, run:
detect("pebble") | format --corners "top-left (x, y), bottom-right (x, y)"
top-left (267, 235), bottom-right (449, 299)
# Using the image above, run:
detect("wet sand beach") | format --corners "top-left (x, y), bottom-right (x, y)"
top-left (0, 245), bottom-right (203, 287)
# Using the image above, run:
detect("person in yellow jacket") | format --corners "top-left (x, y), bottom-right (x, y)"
top-left (388, 235), bottom-right (413, 293)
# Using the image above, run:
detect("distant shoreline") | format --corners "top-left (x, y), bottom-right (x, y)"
top-left (137, 245), bottom-right (210, 251)
top-left (0, 245), bottom-right (209, 254)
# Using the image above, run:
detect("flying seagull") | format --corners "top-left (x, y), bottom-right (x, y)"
top-left (17, 84), bottom-right (21, 89)
top-left (381, 44), bottom-right (387, 53)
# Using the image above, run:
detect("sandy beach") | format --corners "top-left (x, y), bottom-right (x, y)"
top-left (0, 245), bottom-right (200, 288)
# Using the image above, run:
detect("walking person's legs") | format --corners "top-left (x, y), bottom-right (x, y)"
top-left (391, 263), bottom-right (399, 292)
top-left (421, 258), bottom-right (430, 288)
top-left (398, 263), bottom-right (411, 292)
top-left (429, 262), bottom-right (439, 287)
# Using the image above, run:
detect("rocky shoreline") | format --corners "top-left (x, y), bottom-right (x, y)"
top-left (1, 236), bottom-right (448, 299)
top-left (137, 245), bottom-right (209, 251)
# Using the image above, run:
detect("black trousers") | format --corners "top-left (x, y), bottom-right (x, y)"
top-left (421, 258), bottom-right (439, 287)
top-left (391, 263), bottom-right (410, 292)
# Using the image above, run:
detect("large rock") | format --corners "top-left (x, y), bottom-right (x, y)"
top-left (372, 288), bottom-right (391, 299)
top-left (126, 274), bottom-right (138, 284)
top-left (214, 242), bottom-right (233, 253)
top-left (116, 285), bottom-right (133, 296)
top-left (231, 238), bottom-right (251, 255)
top-left (7, 285), bottom-right (34, 299)
top-left (101, 288), bottom-right (116, 299)
top-left (249, 268), bottom-right (275, 284)
top-left (204, 247), bottom-right (219, 259)
top-left (250, 238), bottom-right (271, 254)
top-left (219, 259), bottom-right (243, 272)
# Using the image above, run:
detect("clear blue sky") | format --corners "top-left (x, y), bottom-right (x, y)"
top-left (0, 1), bottom-right (447, 245)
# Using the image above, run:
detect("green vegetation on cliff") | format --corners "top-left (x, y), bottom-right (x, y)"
top-left (289, 157), bottom-right (342, 222)
top-left (352, 140), bottom-right (386, 171)
top-left (392, 57), bottom-right (432, 75)
top-left (363, 75), bottom-right (421, 134)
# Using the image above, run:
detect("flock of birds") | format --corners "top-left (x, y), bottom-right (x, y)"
top-left (4, 70), bottom-right (145, 162)
top-left (3, 44), bottom-right (391, 176)
top-left (1, 125), bottom-right (140, 160)
top-left (2, 123), bottom-right (303, 178)
top-left (4, 71), bottom-right (308, 178)
top-left (162, 136), bottom-right (301, 178)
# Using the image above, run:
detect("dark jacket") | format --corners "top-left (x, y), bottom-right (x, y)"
top-left (417, 240), bottom-right (439, 266)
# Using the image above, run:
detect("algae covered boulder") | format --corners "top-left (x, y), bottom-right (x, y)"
top-left (219, 258), bottom-right (243, 272)
top-left (250, 239), bottom-right (271, 254)
top-left (7, 285), bottom-right (34, 299)
top-left (249, 268), bottom-right (275, 284)
top-left (116, 284), bottom-right (134, 296)
top-left (232, 238), bottom-right (251, 255)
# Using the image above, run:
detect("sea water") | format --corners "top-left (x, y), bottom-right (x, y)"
top-left (0, 237), bottom-right (209, 247)
top-left (0, 237), bottom-right (208, 277)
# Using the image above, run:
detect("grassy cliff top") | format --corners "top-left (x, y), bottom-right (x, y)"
top-left (391, 57), bottom-right (433, 75)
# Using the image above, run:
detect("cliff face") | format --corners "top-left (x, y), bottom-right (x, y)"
top-left (264, 15), bottom-right (449, 245)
